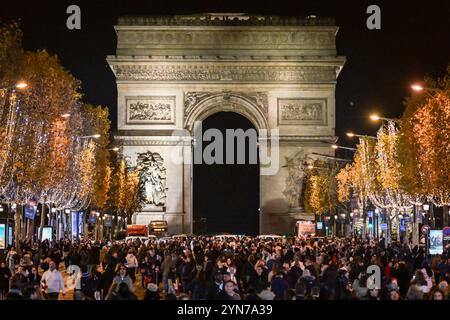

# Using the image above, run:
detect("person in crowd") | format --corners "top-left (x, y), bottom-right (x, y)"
top-left (6, 246), bottom-right (18, 274)
top-left (188, 269), bottom-right (208, 300)
top-left (180, 253), bottom-right (196, 293)
top-left (28, 266), bottom-right (41, 288)
top-left (216, 280), bottom-right (241, 300)
top-left (111, 263), bottom-right (134, 293)
top-left (249, 265), bottom-right (269, 292)
top-left (80, 265), bottom-right (102, 300)
top-left (106, 282), bottom-right (137, 300)
top-left (11, 265), bottom-right (29, 293)
top-left (23, 286), bottom-right (44, 300)
top-left (40, 260), bottom-right (66, 300)
top-left (125, 249), bottom-right (138, 283)
top-left (6, 285), bottom-right (24, 300)
top-left (143, 283), bottom-right (160, 300)
top-left (271, 271), bottom-right (289, 299)
top-left (161, 251), bottom-right (176, 292)
top-left (0, 261), bottom-right (12, 299)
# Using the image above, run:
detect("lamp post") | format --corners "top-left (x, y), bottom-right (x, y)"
top-left (331, 144), bottom-right (357, 152)
top-left (369, 114), bottom-right (400, 123)
top-left (346, 132), bottom-right (377, 140)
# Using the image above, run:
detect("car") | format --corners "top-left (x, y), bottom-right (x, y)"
top-left (149, 220), bottom-right (168, 235)
top-left (257, 234), bottom-right (283, 242)
top-left (125, 235), bottom-right (148, 243)
top-left (156, 236), bottom-right (173, 243)
top-left (171, 234), bottom-right (189, 241)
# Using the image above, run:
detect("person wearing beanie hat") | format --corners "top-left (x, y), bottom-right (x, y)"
top-left (143, 283), bottom-right (160, 300)
top-left (257, 289), bottom-right (275, 300)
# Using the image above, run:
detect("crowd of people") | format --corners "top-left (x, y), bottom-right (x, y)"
top-left (0, 235), bottom-right (449, 300)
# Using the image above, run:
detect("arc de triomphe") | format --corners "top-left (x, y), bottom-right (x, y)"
top-left (107, 14), bottom-right (345, 234)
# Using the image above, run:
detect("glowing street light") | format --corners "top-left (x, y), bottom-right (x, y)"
top-left (61, 113), bottom-right (71, 118)
top-left (410, 84), bottom-right (424, 92)
top-left (346, 132), bottom-right (377, 140)
top-left (331, 144), bottom-right (356, 151)
top-left (109, 147), bottom-right (120, 152)
top-left (369, 114), bottom-right (399, 123)
top-left (81, 134), bottom-right (101, 139)
top-left (15, 81), bottom-right (28, 89)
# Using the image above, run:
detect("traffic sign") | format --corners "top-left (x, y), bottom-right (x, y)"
top-left (380, 223), bottom-right (388, 230)
top-left (443, 227), bottom-right (450, 241)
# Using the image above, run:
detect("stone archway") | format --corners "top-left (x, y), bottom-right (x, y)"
top-left (192, 111), bottom-right (260, 235)
top-left (110, 14), bottom-right (344, 234)
top-left (185, 92), bottom-right (267, 234)
top-left (184, 91), bottom-right (269, 133)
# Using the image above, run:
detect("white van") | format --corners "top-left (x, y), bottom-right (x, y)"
top-left (257, 234), bottom-right (283, 242)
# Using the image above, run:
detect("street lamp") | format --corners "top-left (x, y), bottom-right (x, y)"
top-left (410, 83), bottom-right (440, 93)
top-left (15, 81), bottom-right (28, 89)
top-left (109, 147), bottom-right (120, 152)
top-left (81, 134), bottom-right (101, 139)
top-left (346, 132), bottom-right (377, 140)
top-left (369, 114), bottom-right (399, 123)
top-left (331, 144), bottom-right (356, 151)
top-left (61, 113), bottom-right (71, 118)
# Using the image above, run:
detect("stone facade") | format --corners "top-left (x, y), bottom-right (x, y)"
top-left (108, 14), bottom-right (345, 234)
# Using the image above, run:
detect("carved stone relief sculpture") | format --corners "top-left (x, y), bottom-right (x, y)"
top-left (278, 98), bottom-right (327, 125)
top-left (136, 151), bottom-right (167, 207)
top-left (184, 91), bottom-right (268, 118)
top-left (126, 96), bottom-right (175, 124)
top-left (282, 150), bottom-right (307, 210)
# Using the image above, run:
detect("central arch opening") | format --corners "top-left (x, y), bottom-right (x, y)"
top-left (193, 111), bottom-right (260, 235)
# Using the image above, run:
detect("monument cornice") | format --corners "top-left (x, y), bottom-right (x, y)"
top-left (117, 15), bottom-right (336, 27)
top-left (108, 62), bottom-right (341, 83)
top-left (115, 135), bottom-right (338, 146)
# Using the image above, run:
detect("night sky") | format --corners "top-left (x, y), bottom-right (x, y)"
top-left (1, 0), bottom-right (449, 233)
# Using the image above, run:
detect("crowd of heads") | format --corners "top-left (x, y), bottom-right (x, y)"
top-left (0, 235), bottom-right (449, 300)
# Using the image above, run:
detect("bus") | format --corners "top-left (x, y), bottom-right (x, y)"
top-left (149, 220), bottom-right (168, 235)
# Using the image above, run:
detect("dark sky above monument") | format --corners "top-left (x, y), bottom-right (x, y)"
top-left (1, 0), bottom-right (449, 147)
